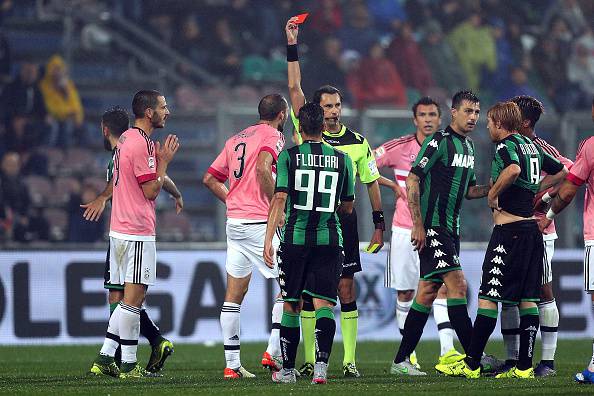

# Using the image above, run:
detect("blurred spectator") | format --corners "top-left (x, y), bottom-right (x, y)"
top-left (338, 1), bottom-right (380, 56)
top-left (447, 12), bottom-right (497, 91)
top-left (225, 0), bottom-right (276, 55)
top-left (567, 43), bottom-right (594, 103)
top-left (420, 20), bottom-right (468, 94)
top-left (404, 0), bottom-right (434, 30)
top-left (438, 0), bottom-right (464, 33)
top-left (366, 0), bottom-right (406, 33)
top-left (173, 14), bottom-right (209, 80)
top-left (1, 61), bottom-right (47, 129)
top-left (387, 22), bottom-right (435, 94)
top-left (39, 55), bottom-right (84, 147)
top-left (347, 42), bottom-right (407, 109)
top-left (147, 14), bottom-right (174, 46)
top-left (497, 66), bottom-right (538, 100)
top-left (542, 0), bottom-right (587, 36)
top-left (304, 37), bottom-right (347, 97)
top-left (310, 0), bottom-right (343, 36)
top-left (548, 16), bottom-right (573, 61)
top-left (67, 184), bottom-right (104, 242)
top-left (208, 17), bottom-right (242, 84)
top-left (483, 18), bottom-right (515, 95)
top-left (0, 30), bottom-right (10, 84)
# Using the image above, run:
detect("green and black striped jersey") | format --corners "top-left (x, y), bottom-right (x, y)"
top-left (275, 141), bottom-right (355, 246)
top-left (410, 126), bottom-right (477, 237)
top-left (491, 133), bottom-right (563, 217)
top-left (106, 149), bottom-right (115, 182)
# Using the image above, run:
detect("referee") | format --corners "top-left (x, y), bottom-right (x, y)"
top-left (285, 17), bottom-right (385, 378)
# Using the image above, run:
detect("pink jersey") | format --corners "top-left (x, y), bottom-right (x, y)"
top-left (110, 127), bottom-right (157, 240)
top-left (533, 136), bottom-right (574, 239)
top-left (208, 124), bottom-right (285, 221)
top-left (567, 136), bottom-right (594, 241)
top-left (374, 134), bottom-right (422, 229)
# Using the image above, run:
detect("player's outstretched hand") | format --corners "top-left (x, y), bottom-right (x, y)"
top-left (538, 217), bottom-right (552, 233)
top-left (156, 134), bottom-right (180, 165)
top-left (80, 197), bottom-right (106, 222)
top-left (286, 18), bottom-right (299, 45)
top-left (264, 240), bottom-right (275, 268)
top-left (411, 223), bottom-right (426, 252)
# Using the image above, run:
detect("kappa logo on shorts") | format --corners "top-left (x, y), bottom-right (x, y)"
top-left (494, 245), bottom-right (507, 254)
top-left (281, 290), bottom-right (287, 297)
top-left (436, 260), bottom-right (449, 269)
top-left (491, 255), bottom-right (504, 265)
top-left (278, 268), bottom-right (285, 276)
top-left (433, 249), bottom-right (446, 258)
top-left (279, 278), bottom-right (286, 286)
top-left (489, 267), bottom-right (503, 276)
top-left (486, 288), bottom-right (502, 298)
top-left (426, 229), bottom-right (438, 237)
top-left (487, 277), bottom-right (502, 286)
top-left (429, 239), bottom-right (442, 248)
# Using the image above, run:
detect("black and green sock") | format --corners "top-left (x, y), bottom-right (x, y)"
top-left (465, 308), bottom-right (498, 370)
top-left (518, 307), bottom-right (539, 370)
top-left (315, 307), bottom-right (336, 364)
top-left (140, 309), bottom-right (163, 347)
top-left (394, 300), bottom-right (430, 364)
top-left (280, 312), bottom-right (301, 370)
top-left (447, 298), bottom-right (473, 352)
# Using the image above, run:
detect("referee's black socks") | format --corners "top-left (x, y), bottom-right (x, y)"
top-left (394, 301), bottom-right (430, 364)
top-left (447, 298), bottom-right (473, 352)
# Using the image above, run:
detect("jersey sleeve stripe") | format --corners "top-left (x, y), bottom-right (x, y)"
top-left (207, 166), bottom-right (227, 182)
top-left (566, 172), bottom-right (585, 186)
top-left (137, 173), bottom-right (157, 184)
top-left (259, 146), bottom-right (279, 162)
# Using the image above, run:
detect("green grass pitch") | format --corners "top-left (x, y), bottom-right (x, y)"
top-left (1, 340), bottom-right (593, 395)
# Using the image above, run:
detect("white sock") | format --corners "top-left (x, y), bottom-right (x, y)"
top-left (434, 298), bottom-right (455, 355)
top-left (100, 303), bottom-right (121, 357)
top-left (590, 339), bottom-right (594, 371)
top-left (119, 303), bottom-right (141, 364)
top-left (266, 298), bottom-right (283, 357)
top-left (396, 299), bottom-right (412, 336)
top-left (538, 299), bottom-right (559, 362)
top-left (501, 305), bottom-right (520, 361)
top-left (221, 302), bottom-right (241, 369)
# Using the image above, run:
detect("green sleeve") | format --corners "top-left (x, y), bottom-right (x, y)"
top-left (275, 150), bottom-right (290, 193)
top-left (341, 152), bottom-right (355, 201)
top-left (290, 108), bottom-right (303, 145)
top-left (410, 132), bottom-right (444, 178)
top-left (356, 137), bottom-right (380, 184)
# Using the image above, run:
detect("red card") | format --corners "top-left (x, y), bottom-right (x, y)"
top-left (293, 13), bottom-right (309, 24)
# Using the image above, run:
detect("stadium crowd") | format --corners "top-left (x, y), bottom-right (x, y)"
top-left (0, 0), bottom-right (592, 243)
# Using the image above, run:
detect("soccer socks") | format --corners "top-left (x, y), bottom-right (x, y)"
top-left (221, 302), bottom-right (241, 369)
top-left (119, 303), bottom-right (141, 365)
top-left (538, 299), bottom-right (559, 367)
top-left (300, 299), bottom-right (316, 365)
top-left (140, 306), bottom-right (163, 347)
top-left (501, 305), bottom-right (520, 362)
top-left (396, 299), bottom-right (412, 335)
top-left (434, 298), bottom-right (455, 355)
top-left (465, 308), bottom-right (498, 370)
top-left (315, 307), bottom-right (336, 364)
top-left (266, 297), bottom-right (283, 357)
top-left (447, 298), bottom-right (473, 353)
top-left (518, 307), bottom-right (539, 370)
top-left (100, 303), bottom-right (121, 357)
top-left (394, 301), bottom-right (430, 364)
top-left (280, 312), bottom-right (301, 370)
top-left (341, 301), bottom-right (358, 365)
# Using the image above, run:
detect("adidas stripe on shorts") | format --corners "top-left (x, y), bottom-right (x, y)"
top-left (109, 236), bottom-right (156, 286)
top-left (584, 240), bottom-right (594, 293)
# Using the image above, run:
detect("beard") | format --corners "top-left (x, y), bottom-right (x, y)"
top-left (151, 113), bottom-right (165, 129)
top-left (103, 136), bottom-right (112, 151)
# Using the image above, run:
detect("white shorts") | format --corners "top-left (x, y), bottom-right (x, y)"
top-left (585, 241), bottom-right (594, 293)
top-left (109, 237), bottom-right (156, 286)
top-left (542, 239), bottom-right (555, 285)
top-left (385, 227), bottom-right (419, 291)
top-left (226, 221), bottom-right (279, 279)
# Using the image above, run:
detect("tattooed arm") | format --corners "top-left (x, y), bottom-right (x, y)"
top-left (465, 184), bottom-right (490, 199)
top-left (406, 172), bottom-right (425, 251)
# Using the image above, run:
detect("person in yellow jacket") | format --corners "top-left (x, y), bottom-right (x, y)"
top-left (39, 54), bottom-right (84, 145)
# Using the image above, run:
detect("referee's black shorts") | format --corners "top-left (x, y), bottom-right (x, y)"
top-left (338, 207), bottom-right (361, 277)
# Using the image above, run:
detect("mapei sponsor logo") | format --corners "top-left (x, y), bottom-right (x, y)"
top-left (451, 154), bottom-right (474, 169)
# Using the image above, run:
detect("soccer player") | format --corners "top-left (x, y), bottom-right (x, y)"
top-left (436, 101), bottom-right (564, 379)
top-left (83, 106), bottom-right (181, 373)
top-left (264, 102), bottom-right (355, 384)
top-left (203, 94), bottom-right (288, 379)
top-left (539, 98), bottom-right (594, 384)
top-left (89, 90), bottom-right (179, 378)
top-left (285, 17), bottom-right (385, 378)
top-left (374, 97), bottom-right (462, 367)
top-left (498, 96), bottom-right (571, 376)
top-left (391, 90), bottom-right (490, 376)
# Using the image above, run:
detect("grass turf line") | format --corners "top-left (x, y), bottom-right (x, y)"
top-left (0, 340), bottom-right (593, 395)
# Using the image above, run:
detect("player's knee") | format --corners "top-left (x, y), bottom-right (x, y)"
top-left (108, 290), bottom-right (124, 305)
top-left (338, 276), bottom-right (356, 302)
top-left (284, 300), bottom-right (300, 314)
top-left (519, 301), bottom-right (537, 310)
top-left (416, 284), bottom-right (438, 306)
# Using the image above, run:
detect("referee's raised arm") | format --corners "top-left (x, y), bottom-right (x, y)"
top-left (286, 18), bottom-right (305, 117)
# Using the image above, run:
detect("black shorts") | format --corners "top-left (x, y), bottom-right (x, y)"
top-left (277, 243), bottom-right (344, 304)
top-left (103, 245), bottom-right (124, 291)
top-left (419, 227), bottom-right (461, 282)
top-left (478, 220), bottom-right (543, 305)
top-left (338, 208), bottom-right (361, 276)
